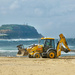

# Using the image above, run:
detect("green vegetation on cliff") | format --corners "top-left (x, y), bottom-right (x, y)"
top-left (0, 24), bottom-right (43, 39)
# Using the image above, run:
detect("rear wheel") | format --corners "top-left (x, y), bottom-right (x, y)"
top-left (47, 50), bottom-right (56, 58)
top-left (34, 53), bottom-right (40, 58)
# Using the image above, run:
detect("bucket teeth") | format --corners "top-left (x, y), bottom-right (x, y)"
top-left (17, 49), bottom-right (28, 56)
top-left (17, 45), bottom-right (28, 56)
top-left (61, 46), bottom-right (69, 53)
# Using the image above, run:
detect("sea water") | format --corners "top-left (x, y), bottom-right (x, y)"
top-left (0, 38), bottom-right (75, 57)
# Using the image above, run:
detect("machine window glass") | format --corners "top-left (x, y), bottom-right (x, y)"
top-left (45, 39), bottom-right (55, 49)
top-left (45, 40), bottom-right (50, 46)
top-left (51, 40), bottom-right (55, 49)
top-left (40, 39), bottom-right (45, 46)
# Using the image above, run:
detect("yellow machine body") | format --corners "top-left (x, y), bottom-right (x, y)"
top-left (26, 45), bottom-right (43, 55)
top-left (56, 34), bottom-right (71, 57)
top-left (17, 34), bottom-right (71, 58)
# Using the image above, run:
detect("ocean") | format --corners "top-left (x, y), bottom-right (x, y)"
top-left (0, 38), bottom-right (75, 57)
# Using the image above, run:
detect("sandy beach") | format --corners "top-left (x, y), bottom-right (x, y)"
top-left (0, 56), bottom-right (75, 75)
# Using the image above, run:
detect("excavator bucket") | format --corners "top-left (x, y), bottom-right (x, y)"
top-left (61, 46), bottom-right (75, 53)
top-left (61, 46), bottom-right (70, 53)
top-left (16, 44), bottom-right (28, 56)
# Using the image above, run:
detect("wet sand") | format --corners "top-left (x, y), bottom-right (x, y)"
top-left (0, 56), bottom-right (75, 75)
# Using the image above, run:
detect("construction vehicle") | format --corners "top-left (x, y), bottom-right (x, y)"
top-left (17, 34), bottom-right (72, 58)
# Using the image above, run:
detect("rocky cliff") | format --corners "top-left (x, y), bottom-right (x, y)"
top-left (0, 24), bottom-right (43, 39)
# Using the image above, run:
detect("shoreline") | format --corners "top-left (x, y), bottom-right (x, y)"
top-left (0, 55), bottom-right (75, 57)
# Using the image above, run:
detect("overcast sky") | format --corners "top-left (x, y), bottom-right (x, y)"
top-left (0, 0), bottom-right (75, 38)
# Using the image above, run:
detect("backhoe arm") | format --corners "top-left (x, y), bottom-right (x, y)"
top-left (59, 34), bottom-right (71, 52)
top-left (56, 34), bottom-right (71, 57)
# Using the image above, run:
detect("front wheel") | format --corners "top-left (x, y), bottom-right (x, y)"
top-left (34, 53), bottom-right (40, 58)
top-left (47, 50), bottom-right (56, 58)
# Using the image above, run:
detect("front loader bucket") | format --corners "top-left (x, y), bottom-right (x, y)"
top-left (16, 45), bottom-right (28, 56)
top-left (17, 48), bottom-right (28, 56)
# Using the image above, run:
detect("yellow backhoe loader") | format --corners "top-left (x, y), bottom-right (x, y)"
top-left (17, 34), bottom-right (74, 58)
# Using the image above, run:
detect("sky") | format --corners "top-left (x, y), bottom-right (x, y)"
top-left (0, 0), bottom-right (75, 38)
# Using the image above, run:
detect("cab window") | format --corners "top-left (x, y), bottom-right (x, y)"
top-left (45, 39), bottom-right (55, 49)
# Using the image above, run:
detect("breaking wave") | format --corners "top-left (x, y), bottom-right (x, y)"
top-left (0, 50), bottom-right (18, 52)
top-left (0, 38), bottom-right (38, 41)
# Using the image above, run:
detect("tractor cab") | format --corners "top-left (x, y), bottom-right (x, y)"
top-left (40, 37), bottom-right (55, 52)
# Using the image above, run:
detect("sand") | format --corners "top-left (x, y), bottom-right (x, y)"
top-left (0, 56), bottom-right (75, 75)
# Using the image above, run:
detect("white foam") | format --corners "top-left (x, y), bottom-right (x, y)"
top-left (68, 45), bottom-right (75, 48)
top-left (0, 50), bottom-right (18, 52)
top-left (0, 38), bottom-right (38, 41)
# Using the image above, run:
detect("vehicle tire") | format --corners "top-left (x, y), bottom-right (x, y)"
top-left (28, 54), bottom-right (32, 58)
top-left (42, 52), bottom-right (47, 58)
top-left (47, 50), bottom-right (56, 58)
top-left (34, 53), bottom-right (40, 58)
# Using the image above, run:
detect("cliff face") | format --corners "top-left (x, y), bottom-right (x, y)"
top-left (0, 24), bottom-right (43, 39)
